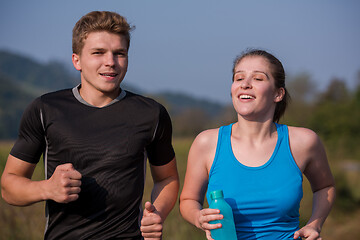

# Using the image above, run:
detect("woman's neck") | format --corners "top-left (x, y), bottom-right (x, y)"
top-left (232, 118), bottom-right (277, 143)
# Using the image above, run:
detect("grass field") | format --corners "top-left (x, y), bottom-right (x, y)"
top-left (1, 139), bottom-right (360, 239)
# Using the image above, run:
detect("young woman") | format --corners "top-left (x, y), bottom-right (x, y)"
top-left (179, 49), bottom-right (335, 240)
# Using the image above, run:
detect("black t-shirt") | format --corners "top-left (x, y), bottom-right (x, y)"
top-left (10, 86), bottom-right (175, 240)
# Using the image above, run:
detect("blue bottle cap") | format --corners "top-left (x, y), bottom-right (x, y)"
top-left (210, 190), bottom-right (224, 200)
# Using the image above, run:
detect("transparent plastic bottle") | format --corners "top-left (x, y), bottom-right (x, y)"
top-left (209, 190), bottom-right (237, 239)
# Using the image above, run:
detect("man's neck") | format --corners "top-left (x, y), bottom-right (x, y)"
top-left (78, 85), bottom-right (121, 108)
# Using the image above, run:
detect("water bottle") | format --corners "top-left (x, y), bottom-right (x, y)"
top-left (209, 190), bottom-right (237, 239)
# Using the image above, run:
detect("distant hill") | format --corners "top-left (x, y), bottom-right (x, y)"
top-left (0, 50), bottom-right (78, 93)
top-left (0, 73), bottom-right (35, 138)
top-left (151, 91), bottom-right (224, 117)
top-left (0, 49), bottom-right (226, 139)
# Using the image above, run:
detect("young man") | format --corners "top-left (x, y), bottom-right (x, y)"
top-left (1, 11), bottom-right (179, 240)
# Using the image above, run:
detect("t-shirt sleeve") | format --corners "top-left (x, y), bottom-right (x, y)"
top-left (10, 97), bottom-right (46, 164)
top-left (146, 104), bottom-right (175, 166)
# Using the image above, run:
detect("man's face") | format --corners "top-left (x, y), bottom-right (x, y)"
top-left (72, 31), bottom-right (128, 96)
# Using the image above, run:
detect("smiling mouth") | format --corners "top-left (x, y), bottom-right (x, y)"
top-left (100, 73), bottom-right (118, 77)
top-left (239, 94), bottom-right (255, 99)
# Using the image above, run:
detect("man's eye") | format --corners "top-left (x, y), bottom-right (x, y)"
top-left (116, 52), bottom-right (127, 57)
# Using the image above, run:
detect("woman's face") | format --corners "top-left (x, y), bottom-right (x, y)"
top-left (231, 56), bottom-right (284, 121)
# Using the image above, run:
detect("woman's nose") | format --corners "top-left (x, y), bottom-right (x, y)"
top-left (241, 78), bottom-right (252, 89)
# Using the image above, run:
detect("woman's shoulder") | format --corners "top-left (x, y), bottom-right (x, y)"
top-left (192, 128), bottom-right (220, 150)
top-left (187, 128), bottom-right (220, 172)
top-left (287, 126), bottom-right (320, 147)
top-left (287, 126), bottom-right (324, 169)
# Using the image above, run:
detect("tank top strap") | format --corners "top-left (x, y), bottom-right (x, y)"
top-left (215, 123), bottom-right (233, 153)
top-left (275, 122), bottom-right (286, 142)
top-left (274, 123), bottom-right (287, 156)
top-left (210, 123), bottom-right (234, 177)
top-left (274, 123), bottom-right (302, 176)
top-left (222, 123), bottom-right (233, 142)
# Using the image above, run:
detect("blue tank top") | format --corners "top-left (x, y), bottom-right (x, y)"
top-left (207, 123), bottom-right (303, 239)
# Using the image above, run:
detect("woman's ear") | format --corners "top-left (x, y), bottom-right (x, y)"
top-left (274, 87), bottom-right (285, 103)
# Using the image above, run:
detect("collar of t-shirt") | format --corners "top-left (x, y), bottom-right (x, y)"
top-left (72, 84), bottom-right (127, 108)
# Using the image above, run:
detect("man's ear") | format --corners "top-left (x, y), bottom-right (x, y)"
top-left (274, 87), bottom-right (285, 103)
top-left (72, 53), bottom-right (81, 71)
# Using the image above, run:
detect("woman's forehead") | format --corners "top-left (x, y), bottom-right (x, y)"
top-left (234, 56), bottom-right (271, 72)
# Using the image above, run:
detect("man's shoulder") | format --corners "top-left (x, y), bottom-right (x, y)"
top-left (124, 90), bottom-right (163, 109)
top-left (25, 88), bottom-right (73, 110)
top-left (41, 88), bottom-right (72, 98)
top-left (40, 88), bottom-right (73, 99)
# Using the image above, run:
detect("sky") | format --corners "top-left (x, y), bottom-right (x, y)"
top-left (0, 0), bottom-right (359, 104)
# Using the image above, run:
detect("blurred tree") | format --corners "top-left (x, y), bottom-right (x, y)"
top-left (212, 104), bottom-right (237, 127)
top-left (356, 70), bottom-right (360, 88)
top-left (308, 79), bottom-right (360, 159)
top-left (287, 73), bottom-right (317, 103)
top-left (318, 78), bottom-right (349, 103)
top-left (282, 73), bottom-right (316, 127)
top-left (172, 108), bottom-right (209, 137)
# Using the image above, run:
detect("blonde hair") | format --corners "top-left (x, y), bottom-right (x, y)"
top-left (72, 11), bottom-right (134, 54)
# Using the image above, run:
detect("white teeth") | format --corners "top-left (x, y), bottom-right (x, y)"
top-left (240, 94), bottom-right (254, 99)
top-left (101, 73), bottom-right (117, 77)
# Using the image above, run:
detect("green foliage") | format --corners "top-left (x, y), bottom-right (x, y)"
top-left (333, 172), bottom-right (359, 212)
top-left (308, 80), bottom-right (360, 159)
top-left (282, 76), bottom-right (360, 160)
